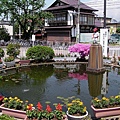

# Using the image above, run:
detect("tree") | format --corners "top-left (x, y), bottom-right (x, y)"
top-left (0, 28), bottom-right (10, 41)
top-left (116, 27), bottom-right (120, 33)
top-left (0, 0), bottom-right (53, 40)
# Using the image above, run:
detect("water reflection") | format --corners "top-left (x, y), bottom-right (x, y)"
top-left (0, 64), bottom-right (120, 116)
top-left (88, 73), bottom-right (103, 97)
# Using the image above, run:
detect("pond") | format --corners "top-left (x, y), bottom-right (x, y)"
top-left (0, 63), bottom-right (120, 117)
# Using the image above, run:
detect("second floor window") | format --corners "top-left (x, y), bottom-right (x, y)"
top-left (48, 13), bottom-right (66, 23)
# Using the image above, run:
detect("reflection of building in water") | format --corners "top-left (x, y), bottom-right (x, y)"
top-left (53, 64), bottom-right (80, 72)
top-left (101, 72), bottom-right (107, 95)
top-left (88, 73), bottom-right (103, 97)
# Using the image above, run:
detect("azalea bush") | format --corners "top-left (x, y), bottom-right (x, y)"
top-left (26, 102), bottom-right (66, 120)
top-left (68, 43), bottom-right (91, 60)
top-left (2, 96), bottom-right (31, 111)
top-left (91, 94), bottom-right (120, 109)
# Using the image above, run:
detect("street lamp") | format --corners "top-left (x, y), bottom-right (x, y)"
top-left (76, 0), bottom-right (80, 43)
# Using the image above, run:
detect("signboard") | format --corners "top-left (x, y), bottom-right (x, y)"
top-left (32, 35), bottom-right (35, 41)
top-left (100, 29), bottom-right (108, 57)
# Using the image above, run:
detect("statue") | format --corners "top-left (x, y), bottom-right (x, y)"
top-left (92, 28), bottom-right (99, 44)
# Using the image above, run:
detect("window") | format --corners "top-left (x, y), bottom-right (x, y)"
top-left (48, 13), bottom-right (67, 26)
top-left (80, 15), bottom-right (87, 24)
top-left (88, 15), bottom-right (94, 25)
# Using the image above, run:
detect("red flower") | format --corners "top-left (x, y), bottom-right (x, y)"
top-left (56, 103), bottom-right (62, 111)
top-left (0, 96), bottom-right (4, 101)
top-left (37, 102), bottom-right (43, 111)
top-left (27, 104), bottom-right (33, 110)
top-left (46, 105), bottom-right (52, 112)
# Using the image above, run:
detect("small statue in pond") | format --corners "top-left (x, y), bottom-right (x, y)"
top-left (92, 28), bottom-right (99, 44)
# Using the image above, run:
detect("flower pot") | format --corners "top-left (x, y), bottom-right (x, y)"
top-left (91, 105), bottom-right (120, 118)
top-left (66, 111), bottom-right (88, 120)
top-left (19, 60), bottom-right (30, 66)
top-left (0, 63), bottom-right (4, 69)
top-left (0, 104), bottom-right (26, 119)
top-left (5, 61), bottom-right (15, 68)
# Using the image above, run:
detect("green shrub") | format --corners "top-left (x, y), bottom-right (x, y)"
top-left (26, 45), bottom-right (55, 62)
top-left (0, 114), bottom-right (15, 120)
top-left (6, 44), bottom-right (20, 58)
top-left (0, 48), bottom-right (5, 58)
top-left (4, 56), bottom-right (14, 62)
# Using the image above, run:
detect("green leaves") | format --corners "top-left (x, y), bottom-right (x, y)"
top-left (0, 0), bottom-right (53, 39)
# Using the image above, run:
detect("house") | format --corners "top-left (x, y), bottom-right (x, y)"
top-left (95, 17), bottom-right (112, 29)
top-left (45, 0), bottom-right (97, 44)
top-left (0, 21), bottom-right (13, 40)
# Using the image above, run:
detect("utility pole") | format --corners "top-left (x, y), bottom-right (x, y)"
top-left (76, 0), bottom-right (80, 43)
top-left (104, 0), bottom-right (106, 28)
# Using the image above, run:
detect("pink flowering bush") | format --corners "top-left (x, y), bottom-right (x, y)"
top-left (68, 43), bottom-right (91, 60)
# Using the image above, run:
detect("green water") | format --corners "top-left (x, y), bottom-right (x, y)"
top-left (0, 64), bottom-right (120, 117)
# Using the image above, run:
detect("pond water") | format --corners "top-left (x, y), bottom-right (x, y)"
top-left (0, 63), bottom-right (120, 117)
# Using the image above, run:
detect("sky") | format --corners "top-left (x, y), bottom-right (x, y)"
top-left (44, 0), bottom-right (90, 9)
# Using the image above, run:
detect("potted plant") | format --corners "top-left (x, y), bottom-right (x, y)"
top-left (6, 43), bottom-right (20, 59)
top-left (58, 96), bottom-right (88, 120)
top-left (4, 56), bottom-right (15, 68)
top-left (0, 114), bottom-right (15, 120)
top-left (91, 94), bottom-right (120, 118)
top-left (25, 102), bottom-right (66, 120)
top-left (0, 96), bottom-right (31, 119)
top-left (19, 56), bottom-right (31, 66)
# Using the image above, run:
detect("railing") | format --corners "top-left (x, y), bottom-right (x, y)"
top-left (108, 46), bottom-right (120, 57)
top-left (1, 45), bottom-right (120, 59)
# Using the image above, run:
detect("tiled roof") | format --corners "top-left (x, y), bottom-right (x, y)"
top-left (45, 0), bottom-right (97, 11)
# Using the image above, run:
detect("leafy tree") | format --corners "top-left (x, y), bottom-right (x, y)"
top-left (116, 27), bottom-right (120, 33)
top-left (0, 28), bottom-right (10, 41)
top-left (0, 0), bottom-right (53, 40)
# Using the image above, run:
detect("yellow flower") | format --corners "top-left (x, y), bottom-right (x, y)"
top-left (9, 97), bottom-right (12, 100)
top-left (115, 96), bottom-right (119, 99)
top-left (68, 107), bottom-right (70, 111)
top-left (31, 104), bottom-right (33, 107)
top-left (14, 97), bottom-right (18, 100)
top-left (102, 97), bottom-right (107, 100)
top-left (67, 103), bottom-right (72, 107)
top-left (4, 97), bottom-right (8, 100)
top-left (25, 100), bottom-right (28, 103)
top-left (72, 100), bottom-right (76, 103)
top-left (79, 102), bottom-right (83, 106)
top-left (20, 101), bottom-right (23, 103)
top-left (83, 107), bottom-right (86, 112)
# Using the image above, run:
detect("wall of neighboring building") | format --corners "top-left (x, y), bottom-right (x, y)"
top-left (0, 21), bottom-right (13, 39)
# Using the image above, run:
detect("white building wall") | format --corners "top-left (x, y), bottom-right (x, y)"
top-left (0, 24), bottom-right (13, 36)
top-left (67, 10), bottom-right (74, 25)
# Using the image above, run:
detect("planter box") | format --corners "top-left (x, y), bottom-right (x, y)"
top-left (0, 104), bottom-right (26, 119)
top-left (19, 60), bottom-right (30, 66)
top-left (5, 61), bottom-right (15, 68)
top-left (91, 105), bottom-right (120, 118)
top-left (0, 64), bottom-right (4, 69)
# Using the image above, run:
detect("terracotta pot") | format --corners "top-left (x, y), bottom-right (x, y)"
top-left (0, 104), bottom-right (26, 119)
top-left (91, 105), bottom-right (120, 118)
top-left (19, 60), bottom-right (30, 66)
top-left (66, 110), bottom-right (88, 120)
